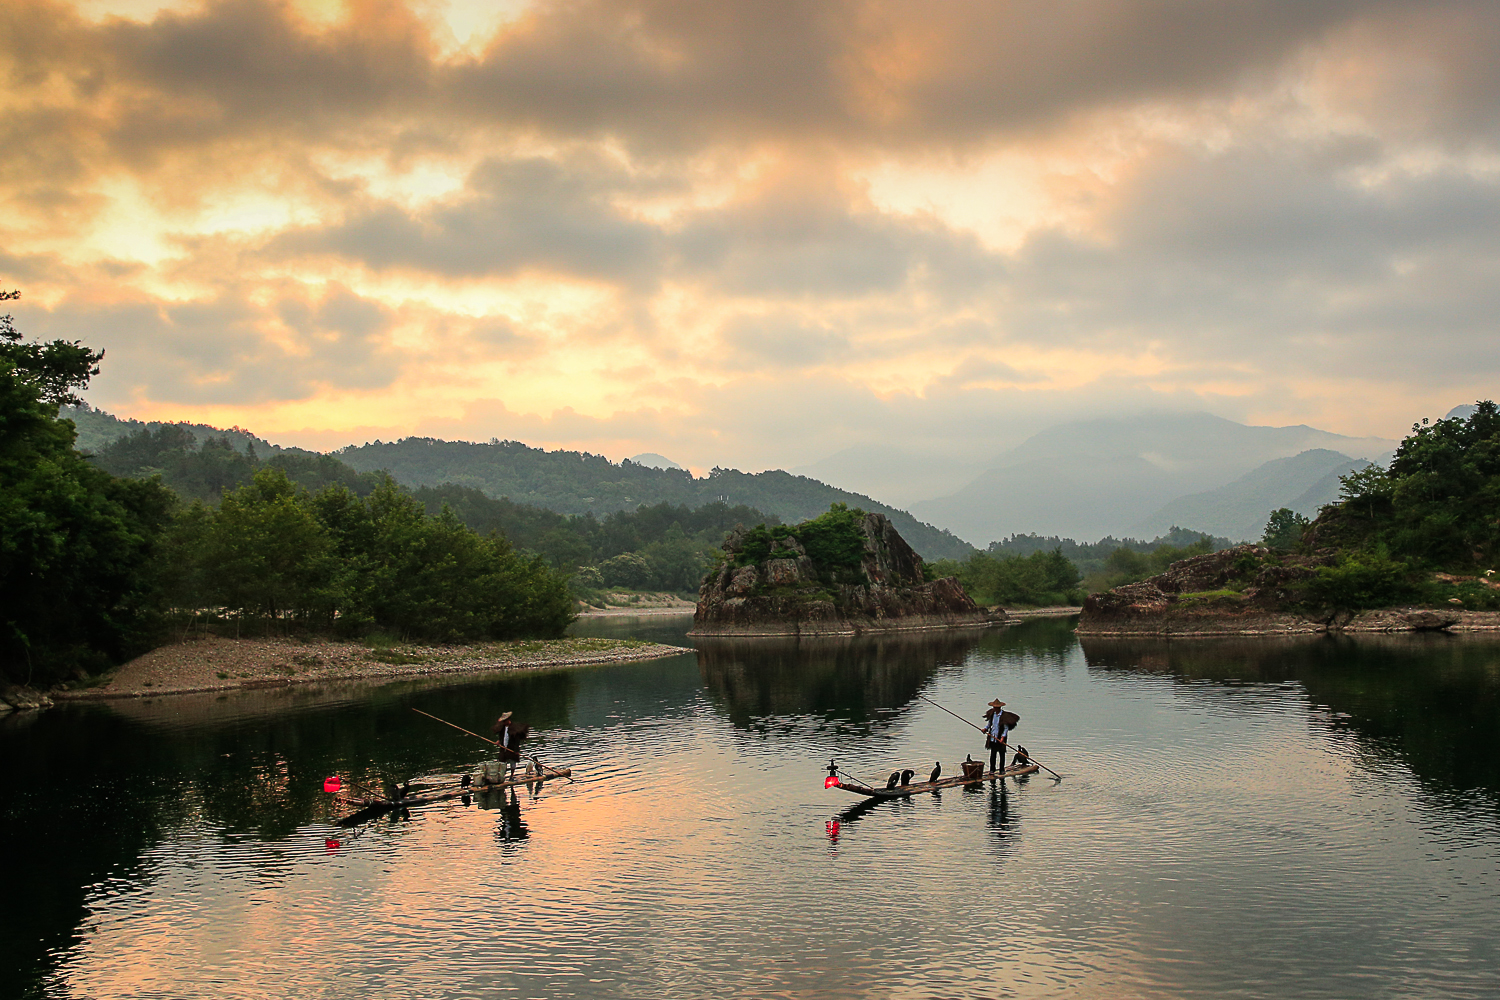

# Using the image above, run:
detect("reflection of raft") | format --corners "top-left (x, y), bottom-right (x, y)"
top-left (334, 762), bottom-right (572, 825)
top-left (828, 761), bottom-right (1039, 800)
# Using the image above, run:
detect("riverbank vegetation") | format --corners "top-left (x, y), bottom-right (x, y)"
top-left (929, 529), bottom-right (1226, 607)
top-left (1086, 403), bottom-right (1500, 615)
top-left (0, 297), bottom-right (577, 687)
top-left (1296, 402), bottom-right (1500, 610)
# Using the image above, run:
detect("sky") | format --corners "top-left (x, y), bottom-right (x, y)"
top-left (4, 0), bottom-right (1498, 475)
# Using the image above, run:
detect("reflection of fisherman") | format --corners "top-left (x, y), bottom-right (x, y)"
top-left (983, 698), bottom-right (1011, 773)
top-left (490, 711), bottom-right (527, 780)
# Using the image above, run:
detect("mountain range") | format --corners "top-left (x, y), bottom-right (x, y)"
top-left (68, 404), bottom-right (1423, 551)
top-left (901, 413), bottom-right (1395, 544)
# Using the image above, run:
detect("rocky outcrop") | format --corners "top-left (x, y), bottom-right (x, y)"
top-left (1077, 544), bottom-right (1482, 636)
top-left (691, 512), bottom-right (1003, 636)
top-left (0, 686), bottom-right (54, 713)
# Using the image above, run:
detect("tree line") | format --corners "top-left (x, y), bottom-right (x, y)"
top-left (89, 421), bottom-right (783, 599)
top-left (0, 294), bottom-right (576, 688)
top-left (1290, 402), bottom-right (1500, 610)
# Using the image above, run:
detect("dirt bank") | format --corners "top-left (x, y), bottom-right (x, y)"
top-left (52, 634), bottom-right (692, 702)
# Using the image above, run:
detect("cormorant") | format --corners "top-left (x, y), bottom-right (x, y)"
top-left (886, 771), bottom-right (902, 789)
top-left (929, 761), bottom-right (942, 783)
top-left (460, 773), bottom-right (472, 789)
top-left (900, 768), bottom-right (915, 786)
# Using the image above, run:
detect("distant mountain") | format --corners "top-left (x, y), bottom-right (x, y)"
top-left (629, 452), bottom-right (685, 471)
top-left (791, 444), bottom-right (987, 508)
top-left (60, 404), bottom-right (310, 458)
top-left (908, 412), bottom-right (1395, 545)
top-left (335, 437), bottom-right (973, 560)
top-left (1131, 449), bottom-right (1373, 542)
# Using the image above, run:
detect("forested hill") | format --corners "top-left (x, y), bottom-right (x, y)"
top-left (335, 437), bottom-right (973, 560)
top-left (61, 403), bottom-right (309, 458)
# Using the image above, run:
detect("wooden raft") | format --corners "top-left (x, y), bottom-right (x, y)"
top-left (334, 764), bottom-right (572, 824)
top-left (831, 762), bottom-right (1040, 800)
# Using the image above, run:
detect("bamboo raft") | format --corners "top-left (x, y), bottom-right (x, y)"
top-left (334, 763), bottom-right (573, 825)
top-left (828, 761), bottom-right (1040, 800)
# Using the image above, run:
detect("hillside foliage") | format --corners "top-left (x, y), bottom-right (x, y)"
top-left (0, 302), bottom-right (577, 686)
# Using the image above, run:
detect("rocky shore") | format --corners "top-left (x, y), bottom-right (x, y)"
top-left (0, 634), bottom-right (689, 710)
top-left (1076, 544), bottom-right (1500, 637)
top-left (692, 511), bottom-right (1003, 636)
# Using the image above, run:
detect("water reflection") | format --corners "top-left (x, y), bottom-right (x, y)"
top-left (11, 618), bottom-right (1500, 1000)
top-left (1079, 632), bottom-right (1500, 803)
top-left (695, 630), bottom-right (989, 733)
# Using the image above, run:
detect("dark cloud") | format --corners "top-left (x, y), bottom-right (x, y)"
top-left (8, 0), bottom-right (1499, 192)
top-left (268, 156), bottom-right (664, 284)
top-left (997, 142), bottom-right (1500, 377)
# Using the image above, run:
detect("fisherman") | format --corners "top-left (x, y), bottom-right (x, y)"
top-left (490, 712), bottom-right (528, 780)
top-left (982, 698), bottom-right (1011, 773)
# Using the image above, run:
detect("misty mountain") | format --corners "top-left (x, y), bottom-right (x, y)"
top-left (907, 412), bottom-right (1395, 544)
top-left (332, 438), bottom-right (975, 560)
top-left (630, 453), bottom-right (685, 470)
top-left (1131, 449), bottom-right (1375, 542)
top-left (791, 444), bottom-right (988, 508)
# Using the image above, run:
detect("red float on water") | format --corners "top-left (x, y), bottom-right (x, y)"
top-left (323, 776), bottom-right (342, 793)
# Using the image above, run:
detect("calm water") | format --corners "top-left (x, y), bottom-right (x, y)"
top-left (5, 616), bottom-right (1500, 999)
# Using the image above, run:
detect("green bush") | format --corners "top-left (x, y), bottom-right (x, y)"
top-left (932, 548), bottom-right (1083, 607)
top-left (1305, 550), bottom-right (1422, 610)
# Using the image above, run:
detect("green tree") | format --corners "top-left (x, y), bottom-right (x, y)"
top-left (1, 296), bottom-right (174, 684)
top-left (0, 290), bottom-right (102, 406)
top-left (204, 468), bottom-right (340, 629)
top-left (1263, 508), bottom-right (1310, 549)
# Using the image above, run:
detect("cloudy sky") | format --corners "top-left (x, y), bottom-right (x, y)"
top-left (5, 0), bottom-right (1497, 473)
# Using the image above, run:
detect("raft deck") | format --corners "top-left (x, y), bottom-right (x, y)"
top-left (831, 762), bottom-right (1040, 799)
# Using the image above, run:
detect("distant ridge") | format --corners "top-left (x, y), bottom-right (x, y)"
top-left (1132, 449), bottom-right (1375, 542)
top-left (629, 452), bottom-right (685, 470)
top-left (336, 437), bottom-right (974, 560)
top-left (910, 412), bottom-right (1396, 544)
top-left (60, 404), bottom-right (310, 458)
top-left (62, 406), bottom-right (974, 561)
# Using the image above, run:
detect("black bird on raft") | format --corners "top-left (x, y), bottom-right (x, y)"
top-left (929, 761), bottom-right (941, 783)
top-left (886, 771), bottom-right (901, 789)
top-left (460, 773), bottom-right (471, 789)
top-left (900, 769), bottom-right (915, 786)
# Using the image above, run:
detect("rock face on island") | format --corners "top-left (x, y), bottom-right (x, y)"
top-left (691, 507), bottom-right (1004, 636)
top-left (1076, 544), bottom-right (1471, 636)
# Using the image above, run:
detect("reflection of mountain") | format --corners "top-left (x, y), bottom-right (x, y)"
top-left (696, 631), bottom-right (988, 732)
top-left (1077, 633), bottom-right (1500, 801)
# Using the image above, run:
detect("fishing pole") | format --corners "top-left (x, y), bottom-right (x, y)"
top-left (412, 708), bottom-right (499, 747)
top-left (915, 693), bottom-right (1066, 780)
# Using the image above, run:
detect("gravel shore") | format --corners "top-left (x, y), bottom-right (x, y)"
top-left (55, 634), bottom-right (692, 701)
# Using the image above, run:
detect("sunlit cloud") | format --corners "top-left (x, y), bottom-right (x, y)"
top-left (3, 0), bottom-right (1499, 476)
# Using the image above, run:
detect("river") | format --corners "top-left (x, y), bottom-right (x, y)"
top-left (4, 615), bottom-right (1498, 999)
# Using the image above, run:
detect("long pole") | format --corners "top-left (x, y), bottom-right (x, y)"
top-left (412, 708), bottom-right (498, 747)
top-left (915, 694), bottom-right (1065, 780)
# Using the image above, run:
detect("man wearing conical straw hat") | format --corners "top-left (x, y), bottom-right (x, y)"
top-left (982, 698), bottom-right (1012, 774)
top-left (490, 711), bottom-right (528, 780)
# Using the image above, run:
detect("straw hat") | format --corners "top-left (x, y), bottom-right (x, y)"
top-left (496, 711), bottom-right (513, 722)
top-left (988, 699), bottom-right (1006, 708)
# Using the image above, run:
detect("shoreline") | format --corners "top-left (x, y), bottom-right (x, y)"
top-left (1075, 607), bottom-right (1500, 637)
top-left (49, 634), bottom-right (693, 703)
